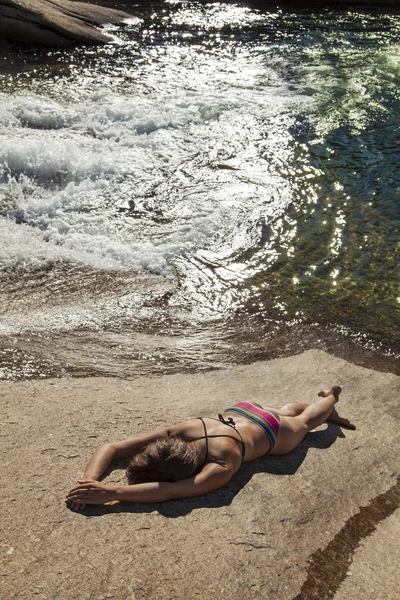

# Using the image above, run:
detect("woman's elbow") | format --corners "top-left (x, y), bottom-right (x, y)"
top-left (98, 442), bottom-right (119, 457)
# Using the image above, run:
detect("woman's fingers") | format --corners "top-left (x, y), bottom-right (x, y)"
top-left (67, 485), bottom-right (103, 503)
top-left (66, 481), bottom-right (114, 507)
top-left (67, 488), bottom-right (91, 499)
top-left (66, 481), bottom-right (101, 510)
top-left (68, 482), bottom-right (94, 494)
top-left (66, 488), bottom-right (92, 504)
top-left (66, 499), bottom-right (86, 511)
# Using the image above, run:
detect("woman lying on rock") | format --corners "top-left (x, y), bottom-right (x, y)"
top-left (66, 386), bottom-right (355, 509)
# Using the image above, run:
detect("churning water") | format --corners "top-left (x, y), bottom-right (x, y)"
top-left (0, 1), bottom-right (399, 379)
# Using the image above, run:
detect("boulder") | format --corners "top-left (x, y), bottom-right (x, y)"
top-left (0, 0), bottom-right (135, 47)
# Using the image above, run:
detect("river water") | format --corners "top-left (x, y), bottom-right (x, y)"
top-left (0, 2), bottom-right (399, 380)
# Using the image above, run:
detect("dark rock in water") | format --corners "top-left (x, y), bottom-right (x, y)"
top-left (0, 0), bottom-right (135, 47)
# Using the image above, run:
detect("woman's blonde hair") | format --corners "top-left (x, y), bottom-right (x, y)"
top-left (126, 436), bottom-right (205, 484)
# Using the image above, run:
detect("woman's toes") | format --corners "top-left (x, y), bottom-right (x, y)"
top-left (319, 386), bottom-right (342, 400)
top-left (331, 386), bottom-right (342, 400)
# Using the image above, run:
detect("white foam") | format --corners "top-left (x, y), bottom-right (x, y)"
top-left (72, 93), bottom-right (229, 144)
top-left (0, 44), bottom-right (304, 281)
top-left (0, 93), bottom-right (74, 129)
top-left (0, 217), bottom-right (186, 274)
top-left (0, 136), bottom-right (117, 183)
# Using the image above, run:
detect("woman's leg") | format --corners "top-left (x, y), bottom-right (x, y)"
top-left (278, 392), bottom-right (355, 429)
top-left (278, 402), bottom-right (310, 417)
top-left (271, 386), bottom-right (342, 455)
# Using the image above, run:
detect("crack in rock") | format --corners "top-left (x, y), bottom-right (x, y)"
top-left (293, 478), bottom-right (400, 600)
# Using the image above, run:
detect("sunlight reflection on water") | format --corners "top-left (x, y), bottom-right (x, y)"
top-left (0, 2), bottom-right (399, 379)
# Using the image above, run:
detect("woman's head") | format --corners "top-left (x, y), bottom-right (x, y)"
top-left (126, 436), bottom-right (205, 484)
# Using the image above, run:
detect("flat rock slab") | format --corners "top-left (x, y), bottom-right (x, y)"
top-left (0, 0), bottom-right (136, 46)
top-left (0, 350), bottom-right (399, 600)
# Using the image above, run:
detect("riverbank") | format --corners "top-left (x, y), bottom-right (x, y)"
top-left (1, 349), bottom-right (399, 600)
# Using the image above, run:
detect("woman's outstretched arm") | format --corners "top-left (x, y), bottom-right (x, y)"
top-left (67, 427), bottom-right (172, 510)
top-left (66, 462), bottom-right (233, 506)
top-left (80, 443), bottom-right (118, 482)
top-left (80, 427), bottom-right (172, 480)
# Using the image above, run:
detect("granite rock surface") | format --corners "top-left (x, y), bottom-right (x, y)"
top-left (0, 350), bottom-right (399, 600)
top-left (0, 0), bottom-right (135, 46)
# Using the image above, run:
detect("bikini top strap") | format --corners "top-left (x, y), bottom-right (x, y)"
top-left (196, 416), bottom-right (245, 463)
top-left (218, 414), bottom-right (235, 427)
top-left (218, 414), bottom-right (245, 443)
top-left (218, 414), bottom-right (246, 462)
top-left (198, 417), bottom-right (208, 461)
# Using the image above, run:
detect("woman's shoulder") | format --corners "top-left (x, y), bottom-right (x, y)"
top-left (168, 418), bottom-right (203, 437)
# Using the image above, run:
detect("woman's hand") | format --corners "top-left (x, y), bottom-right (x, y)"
top-left (66, 480), bottom-right (117, 510)
top-left (66, 478), bottom-right (98, 511)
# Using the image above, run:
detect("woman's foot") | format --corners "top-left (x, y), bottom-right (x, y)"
top-left (318, 385), bottom-right (342, 402)
top-left (318, 387), bottom-right (355, 429)
top-left (327, 408), bottom-right (356, 430)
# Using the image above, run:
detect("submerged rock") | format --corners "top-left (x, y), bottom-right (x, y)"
top-left (0, 0), bottom-right (135, 47)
